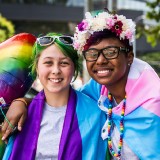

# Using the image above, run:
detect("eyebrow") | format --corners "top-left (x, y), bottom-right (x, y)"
top-left (43, 56), bottom-right (69, 60)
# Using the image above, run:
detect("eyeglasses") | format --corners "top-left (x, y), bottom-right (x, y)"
top-left (83, 46), bottom-right (130, 62)
top-left (36, 36), bottom-right (74, 46)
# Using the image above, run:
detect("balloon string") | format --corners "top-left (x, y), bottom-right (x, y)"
top-left (0, 105), bottom-right (14, 129)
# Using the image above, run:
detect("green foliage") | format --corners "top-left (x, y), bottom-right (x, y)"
top-left (137, 0), bottom-right (160, 47)
top-left (0, 14), bottom-right (15, 42)
top-left (146, 0), bottom-right (160, 22)
top-left (138, 52), bottom-right (160, 76)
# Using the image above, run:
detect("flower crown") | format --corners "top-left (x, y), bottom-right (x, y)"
top-left (73, 11), bottom-right (136, 53)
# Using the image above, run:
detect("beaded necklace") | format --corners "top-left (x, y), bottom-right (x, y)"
top-left (107, 92), bottom-right (126, 159)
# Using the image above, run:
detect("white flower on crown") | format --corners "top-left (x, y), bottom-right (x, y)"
top-left (73, 11), bottom-right (136, 54)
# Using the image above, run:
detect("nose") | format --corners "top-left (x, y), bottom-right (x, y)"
top-left (96, 52), bottom-right (108, 65)
top-left (51, 63), bottom-right (61, 74)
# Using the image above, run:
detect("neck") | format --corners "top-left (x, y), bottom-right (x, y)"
top-left (44, 87), bottom-right (70, 107)
top-left (106, 77), bottom-right (128, 104)
top-left (110, 89), bottom-right (125, 104)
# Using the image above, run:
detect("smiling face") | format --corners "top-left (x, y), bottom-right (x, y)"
top-left (36, 44), bottom-right (75, 95)
top-left (85, 38), bottom-right (134, 89)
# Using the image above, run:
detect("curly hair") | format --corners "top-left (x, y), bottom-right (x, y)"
top-left (84, 29), bottom-right (133, 52)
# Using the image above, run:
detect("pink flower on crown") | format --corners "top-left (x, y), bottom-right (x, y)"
top-left (106, 18), bottom-right (115, 29)
top-left (78, 20), bottom-right (89, 31)
top-left (73, 41), bottom-right (80, 50)
top-left (125, 30), bottom-right (133, 40)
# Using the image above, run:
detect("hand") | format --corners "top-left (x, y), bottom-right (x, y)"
top-left (1, 100), bottom-right (27, 141)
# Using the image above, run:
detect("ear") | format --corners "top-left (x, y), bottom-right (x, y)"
top-left (127, 51), bottom-right (134, 65)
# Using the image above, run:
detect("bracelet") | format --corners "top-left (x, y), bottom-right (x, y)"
top-left (12, 98), bottom-right (28, 107)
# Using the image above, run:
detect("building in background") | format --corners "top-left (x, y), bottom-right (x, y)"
top-left (0, 0), bottom-right (159, 90)
top-left (0, 0), bottom-right (159, 54)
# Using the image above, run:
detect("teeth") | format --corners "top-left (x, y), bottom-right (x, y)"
top-left (49, 78), bottom-right (62, 83)
top-left (97, 70), bottom-right (110, 73)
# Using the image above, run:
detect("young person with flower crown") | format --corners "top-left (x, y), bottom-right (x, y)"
top-left (74, 11), bottom-right (160, 160)
top-left (2, 10), bottom-right (160, 160)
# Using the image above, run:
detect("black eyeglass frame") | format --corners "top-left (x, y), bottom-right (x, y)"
top-left (36, 36), bottom-right (74, 46)
top-left (83, 46), bottom-right (130, 62)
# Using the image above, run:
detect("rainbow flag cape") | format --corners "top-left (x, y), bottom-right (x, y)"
top-left (3, 87), bottom-right (107, 160)
top-left (80, 58), bottom-right (160, 160)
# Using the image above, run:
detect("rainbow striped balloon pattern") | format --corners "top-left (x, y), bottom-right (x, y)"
top-left (0, 33), bottom-right (36, 159)
top-left (0, 33), bottom-right (36, 105)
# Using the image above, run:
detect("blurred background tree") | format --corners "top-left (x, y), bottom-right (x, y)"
top-left (0, 14), bottom-right (15, 42)
top-left (137, 0), bottom-right (160, 47)
top-left (136, 0), bottom-right (160, 76)
top-left (138, 51), bottom-right (160, 76)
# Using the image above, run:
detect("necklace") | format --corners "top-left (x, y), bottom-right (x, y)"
top-left (107, 92), bottom-right (126, 159)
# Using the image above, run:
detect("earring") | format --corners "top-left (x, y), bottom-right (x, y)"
top-left (128, 63), bottom-right (131, 66)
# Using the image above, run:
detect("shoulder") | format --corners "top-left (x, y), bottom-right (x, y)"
top-left (28, 90), bottom-right (45, 109)
top-left (78, 78), bottom-right (102, 101)
top-left (74, 89), bottom-right (106, 126)
top-left (75, 89), bottom-right (97, 103)
top-left (75, 90), bottom-right (101, 113)
top-left (31, 90), bottom-right (45, 101)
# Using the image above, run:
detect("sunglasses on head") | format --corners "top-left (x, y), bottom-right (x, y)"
top-left (36, 36), bottom-right (74, 46)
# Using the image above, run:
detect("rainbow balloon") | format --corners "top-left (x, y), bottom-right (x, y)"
top-left (0, 33), bottom-right (36, 159)
top-left (0, 33), bottom-right (36, 106)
